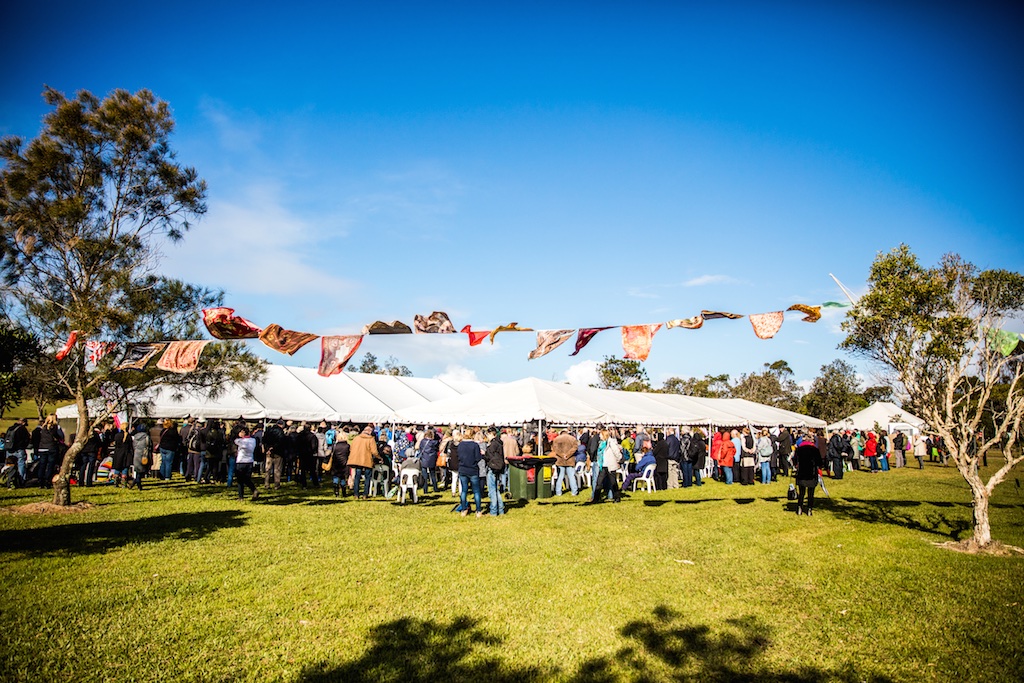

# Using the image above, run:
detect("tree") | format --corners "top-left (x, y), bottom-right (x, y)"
top-left (0, 316), bottom-right (39, 418)
top-left (350, 353), bottom-right (412, 377)
top-left (661, 373), bottom-right (731, 397)
top-left (594, 355), bottom-right (651, 392)
top-left (731, 360), bottom-right (802, 411)
top-left (0, 87), bottom-right (264, 505)
top-left (841, 245), bottom-right (1024, 551)
top-left (801, 359), bottom-right (868, 424)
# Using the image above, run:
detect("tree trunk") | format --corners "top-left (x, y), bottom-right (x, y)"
top-left (52, 391), bottom-right (91, 506)
top-left (969, 479), bottom-right (992, 548)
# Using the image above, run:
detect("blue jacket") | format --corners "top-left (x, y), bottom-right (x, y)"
top-left (456, 440), bottom-right (483, 476)
top-left (419, 438), bottom-right (440, 468)
top-left (636, 453), bottom-right (656, 472)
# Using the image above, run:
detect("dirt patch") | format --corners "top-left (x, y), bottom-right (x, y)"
top-left (935, 539), bottom-right (1024, 556)
top-left (1, 502), bottom-right (96, 515)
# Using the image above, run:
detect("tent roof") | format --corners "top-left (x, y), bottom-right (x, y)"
top-left (827, 401), bottom-right (927, 432)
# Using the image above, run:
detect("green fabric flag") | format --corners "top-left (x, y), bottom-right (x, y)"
top-left (986, 327), bottom-right (1022, 357)
top-left (822, 301), bottom-right (851, 308)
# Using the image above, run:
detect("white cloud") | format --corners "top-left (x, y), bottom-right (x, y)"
top-left (564, 359), bottom-right (600, 386)
top-left (198, 98), bottom-right (263, 153)
top-left (683, 274), bottom-right (739, 287)
top-left (434, 364), bottom-right (479, 382)
top-left (161, 186), bottom-right (355, 298)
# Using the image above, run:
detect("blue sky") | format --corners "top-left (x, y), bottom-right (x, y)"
top-left (3, 1), bottom-right (1022, 390)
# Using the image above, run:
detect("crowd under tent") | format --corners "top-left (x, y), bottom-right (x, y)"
top-left (827, 401), bottom-right (928, 434)
top-left (55, 364), bottom-right (825, 432)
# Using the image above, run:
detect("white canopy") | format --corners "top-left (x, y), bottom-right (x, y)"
top-left (827, 401), bottom-right (927, 432)
top-left (55, 365), bottom-right (825, 429)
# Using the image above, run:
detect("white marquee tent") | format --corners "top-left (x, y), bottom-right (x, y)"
top-left (827, 401), bottom-right (927, 433)
top-left (56, 365), bottom-right (825, 429)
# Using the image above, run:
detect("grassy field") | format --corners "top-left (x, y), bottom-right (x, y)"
top-left (1, 462), bottom-right (1022, 683)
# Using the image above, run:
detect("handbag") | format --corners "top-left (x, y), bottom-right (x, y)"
top-left (141, 455), bottom-right (150, 466)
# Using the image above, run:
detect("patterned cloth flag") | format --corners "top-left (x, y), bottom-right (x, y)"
top-left (528, 329), bottom-right (575, 360)
top-left (748, 311), bottom-right (785, 340)
top-left (986, 328), bottom-right (1023, 357)
top-left (413, 312), bottom-right (456, 334)
top-left (622, 324), bottom-right (662, 361)
top-left (85, 341), bottom-right (118, 371)
top-left (55, 331), bottom-right (79, 360)
top-left (115, 343), bottom-right (167, 371)
top-left (318, 335), bottom-right (364, 376)
top-left (490, 322), bottom-right (534, 344)
top-left (156, 340), bottom-right (212, 373)
top-left (787, 304), bottom-right (822, 323)
top-left (701, 310), bottom-right (744, 321)
top-left (666, 316), bottom-right (704, 330)
top-left (570, 327), bottom-right (614, 356)
top-left (259, 324), bottom-right (319, 355)
top-left (460, 325), bottom-right (491, 347)
top-left (202, 307), bottom-right (262, 340)
top-left (362, 320), bottom-right (413, 335)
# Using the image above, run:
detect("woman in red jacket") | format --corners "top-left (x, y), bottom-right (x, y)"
top-left (865, 432), bottom-right (879, 472)
top-left (718, 433), bottom-right (736, 485)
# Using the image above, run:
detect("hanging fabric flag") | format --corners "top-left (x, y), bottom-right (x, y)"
top-left (460, 325), bottom-right (491, 347)
top-left (787, 304), bottom-right (822, 323)
top-left (985, 327), bottom-right (1022, 357)
top-left (666, 316), bottom-right (704, 330)
top-left (822, 301), bottom-right (851, 308)
top-left (528, 329), bottom-right (575, 360)
top-left (85, 341), bottom-right (118, 370)
top-left (362, 320), bottom-right (413, 334)
top-left (202, 307), bottom-right (262, 340)
top-left (622, 324), bottom-right (662, 361)
top-left (156, 340), bottom-right (212, 373)
top-left (55, 331), bottom-right (79, 360)
top-left (259, 324), bottom-right (319, 355)
top-left (570, 327), bottom-right (614, 356)
top-left (701, 310), bottom-right (744, 321)
top-left (413, 311), bottom-right (456, 334)
top-left (748, 311), bottom-right (785, 340)
top-left (490, 322), bottom-right (534, 344)
top-left (115, 343), bottom-right (167, 371)
top-left (318, 335), bottom-right (364, 376)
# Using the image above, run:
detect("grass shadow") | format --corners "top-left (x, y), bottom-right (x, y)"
top-left (295, 607), bottom-right (892, 683)
top-left (1, 509), bottom-right (247, 556)
top-left (832, 498), bottom-right (972, 540)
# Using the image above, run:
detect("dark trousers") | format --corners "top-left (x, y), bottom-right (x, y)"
top-left (236, 463), bottom-right (256, 498)
top-left (830, 457), bottom-right (844, 479)
top-left (681, 461), bottom-right (694, 487)
top-left (739, 465), bottom-right (755, 485)
top-left (797, 483), bottom-right (816, 510)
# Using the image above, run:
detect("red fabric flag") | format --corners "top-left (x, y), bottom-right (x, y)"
top-left (156, 340), bottom-right (212, 373)
top-left (460, 325), bottom-right (491, 347)
top-left (202, 307), bottom-right (262, 340)
top-left (55, 331), bottom-right (79, 360)
top-left (318, 335), bottom-right (363, 377)
top-left (570, 327), bottom-right (614, 356)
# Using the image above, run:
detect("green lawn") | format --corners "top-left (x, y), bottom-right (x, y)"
top-left (1, 463), bottom-right (1022, 682)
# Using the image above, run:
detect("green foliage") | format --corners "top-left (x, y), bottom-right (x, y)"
top-left (0, 317), bottom-right (39, 418)
top-left (594, 355), bottom-right (651, 391)
top-left (661, 373), bottom-right (731, 397)
top-left (801, 359), bottom-right (868, 423)
top-left (0, 465), bottom-right (1022, 682)
top-left (350, 352), bottom-right (412, 376)
top-left (731, 360), bottom-right (802, 411)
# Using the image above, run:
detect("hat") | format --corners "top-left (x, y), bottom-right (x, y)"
top-left (197, 417), bottom-right (207, 424)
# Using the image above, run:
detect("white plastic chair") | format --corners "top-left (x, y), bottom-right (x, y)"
top-left (575, 462), bottom-right (590, 488)
top-left (398, 470), bottom-right (419, 504)
top-left (633, 463), bottom-right (656, 492)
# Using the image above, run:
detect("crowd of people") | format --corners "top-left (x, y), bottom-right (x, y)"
top-left (0, 414), bottom-right (972, 517)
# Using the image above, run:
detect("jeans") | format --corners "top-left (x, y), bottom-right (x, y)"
top-left (722, 465), bottom-right (734, 484)
top-left (681, 461), bottom-right (694, 487)
top-left (352, 466), bottom-right (371, 497)
top-left (186, 451), bottom-right (203, 480)
top-left (487, 469), bottom-right (505, 515)
top-left (879, 455), bottom-right (890, 471)
top-left (80, 455), bottom-right (97, 486)
top-left (555, 465), bottom-right (578, 495)
top-left (694, 466), bottom-right (703, 485)
top-left (159, 448), bottom-right (176, 480)
top-left (11, 449), bottom-right (27, 481)
top-left (760, 461), bottom-right (771, 484)
top-left (35, 450), bottom-right (56, 488)
top-left (869, 456), bottom-right (879, 471)
top-left (226, 457), bottom-right (236, 486)
top-left (459, 473), bottom-right (482, 512)
top-left (423, 466), bottom-right (438, 493)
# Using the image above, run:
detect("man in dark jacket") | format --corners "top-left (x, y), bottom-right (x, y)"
top-left (6, 418), bottom-right (31, 484)
top-left (294, 423), bottom-right (320, 488)
top-left (827, 430), bottom-right (845, 479)
top-left (262, 420), bottom-right (287, 489)
top-left (484, 429), bottom-right (506, 516)
top-left (775, 426), bottom-right (793, 477)
top-left (665, 428), bottom-right (682, 489)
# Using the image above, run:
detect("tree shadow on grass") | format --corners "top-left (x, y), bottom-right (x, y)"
top-left (831, 498), bottom-right (971, 540)
top-left (1, 509), bottom-right (247, 556)
top-left (295, 607), bottom-right (891, 683)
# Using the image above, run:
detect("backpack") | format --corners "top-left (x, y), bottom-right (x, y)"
top-left (325, 428), bottom-right (335, 447)
top-left (485, 439), bottom-right (504, 472)
top-left (186, 426), bottom-right (202, 452)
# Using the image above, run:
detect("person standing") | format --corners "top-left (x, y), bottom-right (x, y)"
top-left (110, 425), bottom-right (133, 487)
top-left (262, 420), bottom-right (287, 490)
top-left (827, 430), bottom-right (845, 480)
top-left (652, 433), bottom-right (669, 490)
top-left (665, 428), bottom-right (682, 489)
top-left (7, 418), bottom-right (32, 486)
top-left (719, 432), bottom-right (736, 484)
top-left (500, 428), bottom-right (520, 494)
top-left (157, 419), bottom-right (180, 481)
top-left (794, 440), bottom-right (823, 516)
top-left (738, 427), bottom-right (756, 486)
top-left (865, 432), bottom-right (879, 472)
top-left (756, 429), bottom-right (774, 484)
top-left (233, 427), bottom-right (260, 501)
top-left (328, 435), bottom-right (350, 497)
top-left (552, 430), bottom-right (580, 496)
top-left (348, 425), bottom-right (379, 499)
top-left (914, 433), bottom-right (928, 469)
top-left (129, 423), bottom-right (152, 490)
top-left (484, 429), bottom-right (506, 516)
top-left (690, 428), bottom-right (707, 486)
top-left (775, 426), bottom-right (793, 478)
top-left (456, 430), bottom-right (484, 516)
top-left (418, 428), bottom-right (440, 494)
